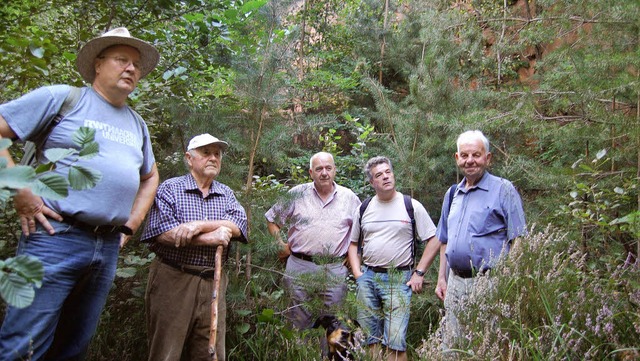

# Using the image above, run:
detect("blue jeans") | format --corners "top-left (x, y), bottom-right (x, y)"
top-left (355, 267), bottom-right (412, 352)
top-left (0, 219), bottom-right (120, 361)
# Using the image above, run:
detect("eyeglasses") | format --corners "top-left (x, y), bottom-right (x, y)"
top-left (99, 55), bottom-right (141, 72)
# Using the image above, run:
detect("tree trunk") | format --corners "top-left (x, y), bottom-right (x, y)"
top-left (379, 0), bottom-right (389, 83)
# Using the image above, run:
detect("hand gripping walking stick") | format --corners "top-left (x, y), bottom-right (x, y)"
top-left (209, 245), bottom-right (224, 360)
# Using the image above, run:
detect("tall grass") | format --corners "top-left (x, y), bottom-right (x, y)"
top-left (416, 226), bottom-right (640, 360)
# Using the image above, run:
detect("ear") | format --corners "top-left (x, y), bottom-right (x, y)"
top-left (94, 58), bottom-right (102, 76)
top-left (312, 315), bottom-right (333, 329)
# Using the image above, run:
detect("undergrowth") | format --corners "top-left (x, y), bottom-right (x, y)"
top-left (416, 226), bottom-right (640, 360)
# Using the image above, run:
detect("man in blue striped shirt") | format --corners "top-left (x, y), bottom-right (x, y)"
top-left (141, 133), bottom-right (247, 361)
top-left (435, 130), bottom-right (527, 350)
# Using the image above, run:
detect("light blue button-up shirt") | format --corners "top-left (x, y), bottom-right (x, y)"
top-left (436, 172), bottom-right (526, 272)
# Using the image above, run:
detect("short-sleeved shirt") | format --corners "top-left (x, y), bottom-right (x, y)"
top-left (265, 182), bottom-right (361, 257)
top-left (436, 172), bottom-right (527, 272)
top-left (141, 173), bottom-right (248, 267)
top-left (0, 85), bottom-right (155, 225)
top-left (350, 192), bottom-right (437, 268)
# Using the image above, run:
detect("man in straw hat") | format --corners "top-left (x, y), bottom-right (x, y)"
top-left (141, 133), bottom-right (247, 361)
top-left (0, 27), bottom-right (160, 360)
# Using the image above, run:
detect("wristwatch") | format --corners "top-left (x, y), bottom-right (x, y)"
top-left (413, 269), bottom-right (425, 277)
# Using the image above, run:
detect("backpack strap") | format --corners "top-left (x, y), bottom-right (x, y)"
top-left (403, 194), bottom-right (417, 264)
top-left (444, 183), bottom-right (458, 281)
top-left (447, 184), bottom-right (457, 213)
top-left (357, 196), bottom-right (373, 256)
top-left (129, 108), bottom-right (144, 125)
top-left (20, 86), bottom-right (82, 166)
top-left (357, 194), bottom-right (417, 265)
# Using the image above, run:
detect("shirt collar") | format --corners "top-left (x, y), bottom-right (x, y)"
top-left (184, 173), bottom-right (224, 197)
top-left (312, 181), bottom-right (338, 202)
top-left (461, 171), bottom-right (491, 192)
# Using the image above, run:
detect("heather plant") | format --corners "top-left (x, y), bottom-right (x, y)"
top-left (416, 226), bottom-right (640, 360)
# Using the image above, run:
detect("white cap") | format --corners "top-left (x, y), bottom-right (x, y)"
top-left (187, 134), bottom-right (229, 151)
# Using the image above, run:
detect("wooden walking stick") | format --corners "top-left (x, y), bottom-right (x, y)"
top-left (209, 245), bottom-right (224, 360)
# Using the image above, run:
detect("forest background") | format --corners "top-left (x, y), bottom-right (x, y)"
top-left (0, 0), bottom-right (638, 360)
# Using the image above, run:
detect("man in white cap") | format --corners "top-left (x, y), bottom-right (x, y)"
top-left (0, 28), bottom-right (160, 360)
top-left (141, 133), bottom-right (248, 361)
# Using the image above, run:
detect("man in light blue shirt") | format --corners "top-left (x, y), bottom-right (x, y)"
top-left (0, 28), bottom-right (160, 360)
top-left (434, 130), bottom-right (526, 350)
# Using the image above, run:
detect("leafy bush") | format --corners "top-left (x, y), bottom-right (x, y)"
top-left (0, 127), bottom-right (101, 308)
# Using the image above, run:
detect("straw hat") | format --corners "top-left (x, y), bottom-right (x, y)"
top-left (76, 27), bottom-right (159, 83)
top-left (187, 134), bottom-right (229, 151)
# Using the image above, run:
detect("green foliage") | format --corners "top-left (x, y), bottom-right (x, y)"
top-left (0, 127), bottom-right (100, 308)
top-left (555, 148), bottom-right (638, 263)
top-left (0, 127), bottom-right (101, 204)
top-left (30, 127), bottom-right (102, 200)
top-left (0, 255), bottom-right (44, 309)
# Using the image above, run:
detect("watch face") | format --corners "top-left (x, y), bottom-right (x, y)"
top-left (414, 270), bottom-right (425, 276)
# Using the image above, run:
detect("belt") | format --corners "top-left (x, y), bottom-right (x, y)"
top-left (61, 216), bottom-right (133, 235)
top-left (366, 265), bottom-right (412, 273)
top-left (291, 251), bottom-right (314, 262)
top-left (159, 258), bottom-right (216, 279)
top-left (451, 268), bottom-right (489, 279)
top-left (291, 252), bottom-right (345, 265)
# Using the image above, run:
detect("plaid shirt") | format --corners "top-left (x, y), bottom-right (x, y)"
top-left (142, 173), bottom-right (248, 267)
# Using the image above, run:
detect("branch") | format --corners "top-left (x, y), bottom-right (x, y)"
top-left (248, 262), bottom-right (292, 279)
top-left (445, 15), bottom-right (633, 31)
top-left (574, 170), bottom-right (627, 178)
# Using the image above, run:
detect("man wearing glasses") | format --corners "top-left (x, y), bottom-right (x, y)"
top-left (0, 27), bottom-right (160, 360)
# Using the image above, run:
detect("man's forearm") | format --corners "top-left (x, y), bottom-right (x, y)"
top-left (126, 164), bottom-right (159, 232)
top-left (414, 236), bottom-right (440, 272)
top-left (0, 115), bottom-right (18, 167)
top-left (347, 243), bottom-right (361, 276)
top-left (156, 227), bottom-right (231, 247)
top-left (197, 219), bottom-right (241, 238)
top-left (438, 243), bottom-right (447, 280)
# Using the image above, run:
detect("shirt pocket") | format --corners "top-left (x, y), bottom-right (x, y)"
top-left (468, 205), bottom-right (506, 237)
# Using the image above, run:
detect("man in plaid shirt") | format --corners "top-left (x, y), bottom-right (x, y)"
top-left (141, 133), bottom-right (247, 361)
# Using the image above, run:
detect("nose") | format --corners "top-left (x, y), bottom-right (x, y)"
top-left (124, 62), bottom-right (140, 74)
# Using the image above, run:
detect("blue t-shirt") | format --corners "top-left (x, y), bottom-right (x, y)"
top-left (436, 172), bottom-right (527, 272)
top-left (0, 85), bottom-right (155, 225)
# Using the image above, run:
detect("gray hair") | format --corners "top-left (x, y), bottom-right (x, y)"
top-left (364, 156), bottom-right (393, 181)
top-left (185, 148), bottom-right (223, 167)
top-left (309, 152), bottom-right (334, 169)
top-left (457, 130), bottom-right (490, 153)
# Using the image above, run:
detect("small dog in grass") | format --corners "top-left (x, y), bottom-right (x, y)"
top-left (312, 315), bottom-right (363, 360)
